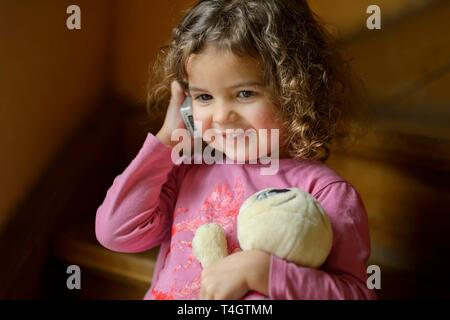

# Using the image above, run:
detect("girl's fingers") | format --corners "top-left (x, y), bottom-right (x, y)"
top-left (169, 80), bottom-right (186, 108)
top-left (200, 282), bottom-right (212, 300)
top-left (162, 80), bottom-right (187, 133)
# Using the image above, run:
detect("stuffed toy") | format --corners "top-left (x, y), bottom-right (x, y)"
top-left (192, 187), bottom-right (333, 299)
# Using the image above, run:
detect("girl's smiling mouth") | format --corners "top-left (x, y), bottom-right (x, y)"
top-left (211, 128), bottom-right (250, 138)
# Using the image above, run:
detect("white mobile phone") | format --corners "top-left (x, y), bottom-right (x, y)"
top-left (179, 97), bottom-right (196, 135)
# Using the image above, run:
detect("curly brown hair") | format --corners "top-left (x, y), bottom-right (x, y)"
top-left (147, 0), bottom-right (367, 161)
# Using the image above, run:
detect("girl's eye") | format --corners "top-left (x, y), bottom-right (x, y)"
top-left (238, 91), bottom-right (256, 99)
top-left (194, 94), bottom-right (213, 103)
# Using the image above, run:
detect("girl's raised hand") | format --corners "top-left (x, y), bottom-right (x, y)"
top-left (156, 80), bottom-right (189, 147)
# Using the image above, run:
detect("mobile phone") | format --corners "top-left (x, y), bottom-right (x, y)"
top-left (179, 96), bottom-right (196, 136)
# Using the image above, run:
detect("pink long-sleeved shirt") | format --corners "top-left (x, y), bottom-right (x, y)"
top-left (95, 132), bottom-right (377, 300)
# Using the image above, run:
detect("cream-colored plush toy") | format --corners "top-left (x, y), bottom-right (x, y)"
top-left (192, 187), bottom-right (333, 297)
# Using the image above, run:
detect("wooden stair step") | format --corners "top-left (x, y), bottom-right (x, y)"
top-left (51, 222), bottom-right (159, 292)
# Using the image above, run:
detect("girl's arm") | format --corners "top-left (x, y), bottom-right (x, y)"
top-left (265, 182), bottom-right (377, 300)
top-left (95, 132), bottom-right (181, 253)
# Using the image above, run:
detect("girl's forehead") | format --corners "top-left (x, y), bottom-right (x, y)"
top-left (186, 46), bottom-right (261, 76)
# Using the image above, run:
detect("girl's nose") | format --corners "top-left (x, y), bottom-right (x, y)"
top-left (212, 102), bottom-right (238, 124)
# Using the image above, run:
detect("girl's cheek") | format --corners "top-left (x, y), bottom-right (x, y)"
top-left (251, 108), bottom-right (276, 129)
top-left (193, 107), bottom-right (209, 131)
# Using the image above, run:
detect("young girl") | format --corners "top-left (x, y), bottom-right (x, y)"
top-left (95, 0), bottom-right (376, 300)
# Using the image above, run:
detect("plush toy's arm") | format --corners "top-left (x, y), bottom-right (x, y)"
top-left (267, 182), bottom-right (377, 300)
top-left (192, 223), bottom-right (229, 268)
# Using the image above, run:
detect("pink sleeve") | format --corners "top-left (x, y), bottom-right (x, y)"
top-left (95, 133), bottom-right (181, 253)
top-left (268, 182), bottom-right (377, 300)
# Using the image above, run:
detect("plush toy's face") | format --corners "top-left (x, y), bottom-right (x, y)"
top-left (256, 188), bottom-right (291, 200)
top-left (237, 188), bottom-right (333, 268)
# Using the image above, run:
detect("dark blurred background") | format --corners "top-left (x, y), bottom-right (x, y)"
top-left (0, 0), bottom-right (449, 299)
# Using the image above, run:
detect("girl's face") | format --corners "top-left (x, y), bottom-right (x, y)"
top-left (186, 45), bottom-right (286, 161)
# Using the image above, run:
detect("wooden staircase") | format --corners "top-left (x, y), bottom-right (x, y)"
top-left (43, 102), bottom-right (163, 300)
top-left (49, 222), bottom-right (158, 299)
